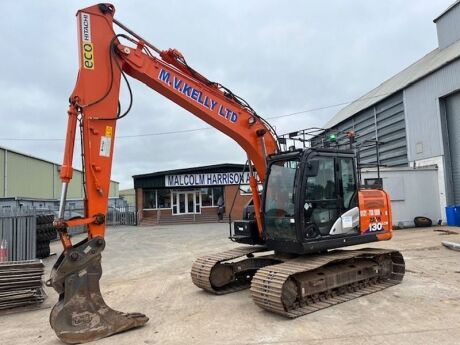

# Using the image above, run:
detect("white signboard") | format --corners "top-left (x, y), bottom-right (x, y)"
top-left (165, 172), bottom-right (252, 187)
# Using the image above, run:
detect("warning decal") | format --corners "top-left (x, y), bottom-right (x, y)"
top-left (105, 126), bottom-right (113, 137)
top-left (99, 136), bottom-right (111, 157)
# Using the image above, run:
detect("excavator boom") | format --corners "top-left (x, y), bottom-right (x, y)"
top-left (57, 3), bottom-right (277, 242)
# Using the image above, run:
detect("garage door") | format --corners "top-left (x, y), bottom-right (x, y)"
top-left (445, 91), bottom-right (460, 203)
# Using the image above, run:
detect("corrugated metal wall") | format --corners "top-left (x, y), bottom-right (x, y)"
top-left (436, 4), bottom-right (460, 50)
top-left (322, 61), bottom-right (460, 168)
top-left (7, 152), bottom-right (55, 198)
top-left (0, 147), bottom-right (119, 199)
top-left (404, 58), bottom-right (460, 162)
top-left (319, 91), bottom-right (408, 166)
top-left (119, 189), bottom-right (136, 206)
top-left (109, 182), bottom-right (118, 198)
top-left (0, 150), bottom-right (4, 197)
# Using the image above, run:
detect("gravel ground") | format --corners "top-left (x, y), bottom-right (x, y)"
top-left (0, 224), bottom-right (459, 345)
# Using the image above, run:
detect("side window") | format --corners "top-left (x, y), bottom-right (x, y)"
top-left (143, 190), bottom-right (157, 209)
top-left (339, 158), bottom-right (356, 209)
top-left (305, 157), bottom-right (336, 200)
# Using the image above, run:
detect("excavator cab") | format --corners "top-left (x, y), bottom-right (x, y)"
top-left (233, 148), bottom-right (393, 255)
top-left (263, 147), bottom-right (392, 254)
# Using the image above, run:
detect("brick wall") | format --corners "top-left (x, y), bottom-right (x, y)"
top-left (136, 188), bottom-right (143, 222)
top-left (224, 185), bottom-right (252, 219)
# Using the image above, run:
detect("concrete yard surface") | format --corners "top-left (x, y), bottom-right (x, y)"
top-left (1, 224), bottom-right (459, 345)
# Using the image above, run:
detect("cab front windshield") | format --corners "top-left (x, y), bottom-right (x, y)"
top-left (264, 159), bottom-right (298, 241)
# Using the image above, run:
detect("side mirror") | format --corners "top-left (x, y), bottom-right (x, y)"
top-left (305, 160), bottom-right (319, 177)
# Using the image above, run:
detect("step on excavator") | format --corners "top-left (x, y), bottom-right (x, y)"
top-left (49, 3), bottom-right (405, 343)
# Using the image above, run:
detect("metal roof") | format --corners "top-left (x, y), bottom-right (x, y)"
top-left (433, 0), bottom-right (460, 22)
top-left (324, 38), bottom-right (460, 129)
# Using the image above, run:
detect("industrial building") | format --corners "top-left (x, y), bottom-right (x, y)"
top-left (134, 164), bottom-right (253, 225)
top-left (0, 145), bottom-right (119, 208)
top-left (318, 1), bottom-right (460, 226)
top-left (119, 188), bottom-right (136, 206)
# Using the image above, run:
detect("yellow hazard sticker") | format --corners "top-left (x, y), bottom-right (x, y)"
top-left (105, 126), bottom-right (113, 137)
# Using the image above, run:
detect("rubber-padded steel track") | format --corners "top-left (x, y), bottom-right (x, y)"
top-left (250, 248), bottom-right (405, 318)
top-left (191, 246), bottom-right (267, 294)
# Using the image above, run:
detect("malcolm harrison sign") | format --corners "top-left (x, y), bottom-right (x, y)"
top-left (165, 172), bottom-right (253, 187)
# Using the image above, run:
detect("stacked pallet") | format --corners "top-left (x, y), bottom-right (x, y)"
top-left (0, 260), bottom-right (46, 310)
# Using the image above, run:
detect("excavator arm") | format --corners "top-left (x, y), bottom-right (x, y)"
top-left (49, 3), bottom-right (278, 343)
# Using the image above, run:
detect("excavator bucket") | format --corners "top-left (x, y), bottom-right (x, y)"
top-left (48, 237), bottom-right (148, 344)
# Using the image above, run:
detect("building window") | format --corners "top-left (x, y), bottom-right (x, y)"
top-left (200, 187), bottom-right (224, 207)
top-left (143, 190), bottom-right (157, 209)
top-left (201, 188), bottom-right (213, 207)
top-left (157, 190), bottom-right (171, 209)
top-left (213, 187), bottom-right (224, 206)
top-left (143, 189), bottom-right (172, 209)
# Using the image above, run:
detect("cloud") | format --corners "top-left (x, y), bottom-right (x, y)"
top-left (0, 0), bottom-right (453, 188)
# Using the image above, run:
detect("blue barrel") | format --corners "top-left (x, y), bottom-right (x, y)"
top-left (446, 205), bottom-right (457, 226)
top-left (455, 205), bottom-right (460, 226)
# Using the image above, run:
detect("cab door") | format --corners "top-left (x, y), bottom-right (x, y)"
top-left (302, 153), bottom-right (359, 240)
top-left (327, 157), bottom-right (360, 235)
top-left (303, 156), bottom-right (339, 237)
top-left (263, 158), bottom-right (299, 242)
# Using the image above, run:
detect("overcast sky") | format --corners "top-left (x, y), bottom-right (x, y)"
top-left (0, 0), bottom-right (454, 189)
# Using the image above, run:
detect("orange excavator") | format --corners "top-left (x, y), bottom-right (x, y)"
top-left (49, 3), bottom-right (405, 343)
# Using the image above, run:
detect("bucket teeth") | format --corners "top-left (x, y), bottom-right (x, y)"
top-left (49, 238), bottom-right (148, 344)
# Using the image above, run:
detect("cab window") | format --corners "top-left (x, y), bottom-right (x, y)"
top-left (305, 157), bottom-right (336, 201)
top-left (339, 158), bottom-right (357, 209)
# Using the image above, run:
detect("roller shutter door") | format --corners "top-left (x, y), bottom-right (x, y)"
top-left (445, 91), bottom-right (460, 203)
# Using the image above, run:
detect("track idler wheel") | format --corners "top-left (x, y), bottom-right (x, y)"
top-left (48, 237), bottom-right (148, 344)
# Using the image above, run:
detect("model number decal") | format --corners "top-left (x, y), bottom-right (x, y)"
top-left (368, 222), bottom-right (383, 232)
top-left (81, 13), bottom-right (94, 69)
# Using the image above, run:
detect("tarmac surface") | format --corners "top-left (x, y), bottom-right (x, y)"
top-left (0, 224), bottom-right (459, 345)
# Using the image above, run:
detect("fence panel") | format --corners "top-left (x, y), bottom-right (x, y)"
top-left (106, 206), bottom-right (137, 226)
top-left (0, 209), bottom-right (36, 261)
top-left (0, 205), bottom-right (137, 262)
